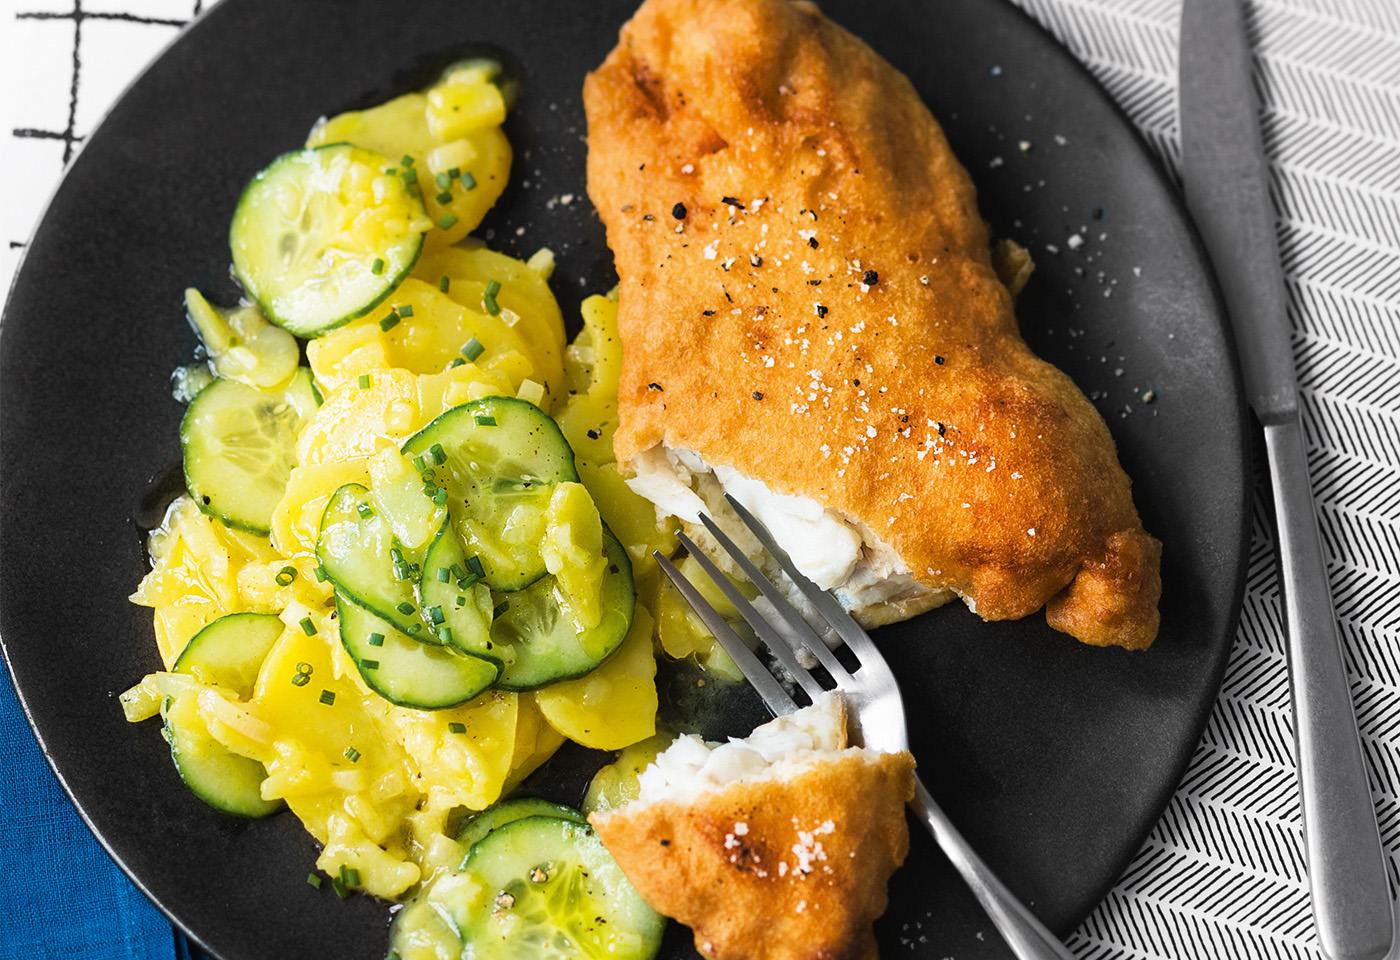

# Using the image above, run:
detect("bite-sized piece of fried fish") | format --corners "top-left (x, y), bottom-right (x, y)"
top-left (590, 694), bottom-right (915, 960)
top-left (585, 0), bottom-right (1161, 649)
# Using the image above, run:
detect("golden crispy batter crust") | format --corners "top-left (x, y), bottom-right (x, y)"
top-left (584, 0), bottom-right (1161, 649)
top-left (590, 751), bottom-right (916, 960)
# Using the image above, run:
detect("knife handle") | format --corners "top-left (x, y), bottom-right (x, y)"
top-left (1265, 416), bottom-right (1394, 960)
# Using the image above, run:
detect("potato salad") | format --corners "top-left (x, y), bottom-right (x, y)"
top-left (120, 59), bottom-right (739, 960)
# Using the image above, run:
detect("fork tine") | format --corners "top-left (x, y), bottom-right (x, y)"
top-left (653, 551), bottom-right (798, 717)
top-left (675, 532), bottom-right (828, 702)
top-left (694, 514), bottom-right (854, 683)
top-left (722, 494), bottom-right (882, 661)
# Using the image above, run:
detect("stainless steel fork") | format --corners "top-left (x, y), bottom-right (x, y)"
top-left (654, 494), bottom-right (1075, 960)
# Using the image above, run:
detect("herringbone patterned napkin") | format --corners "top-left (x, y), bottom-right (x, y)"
top-left (1015, 2), bottom-right (1400, 956)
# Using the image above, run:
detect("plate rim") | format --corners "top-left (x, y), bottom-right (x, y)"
top-left (984, 0), bottom-right (1253, 932)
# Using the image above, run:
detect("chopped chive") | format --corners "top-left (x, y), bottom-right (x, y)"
top-left (390, 546), bottom-right (404, 563)
top-left (400, 168), bottom-right (417, 186)
top-left (437, 214), bottom-right (459, 230)
top-left (483, 281), bottom-right (502, 316)
top-left (384, 167), bottom-right (397, 176)
top-left (307, 873), bottom-right (322, 889)
top-left (475, 414), bottom-right (497, 426)
top-left (493, 601), bottom-right (510, 618)
top-left (427, 605), bottom-right (445, 624)
top-left (367, 632), bottom-right (385, 647)
top-left (393, 563), bottom-right (410, 581)
top-left (437, 567), bottom-right (452, 583)
top-left (314, 565), bottom-right (329, 582)
top-left (370, 258), bottom-right (385, 276)
top-left (448, 357), bottom-right (465, 368)
top-left (345, 746), bottom-right (362, 762)
top-left (406, 623), bottom-right (422, 635)
top-left (440, 276), bottom-right (451, 293)
top-left (447, 167), bottom-right (461, 179)
top-left (461, 338), bottom-right (484, 361)
top-left (456, 595), bottom-right (467, 605)
top-left (331, 876), bottom-right (348, 899)
top-left (448, 722), bottom-right (466, 734)
top-left (300, 616), bottom-right (317, 636)
top-left (451, 563), bottom-right (467, 579)
top-left (345, 867), bottom-right (360, 888)
top-left (435, 172), bottom-right (451, 190)
top-left (435, 626), bottom-right (453, 643)
top-left (457, 574), bottom-right (479, 590)
top-left (436, 191), bottom-right (454, 205)
top-left (466, 556), bottom-right (485, 578)
top-left (401, 154), bottom-right (415, 167)
top-left (275, 566), bottom-right (297, 586)
top-left (460, 171), bottom-right (477, 190)
top-left (379, 310), bottom-right (401, 332)
top-left (396, 601), bottom-right (416, 615)
top-left (357, 502), bottom-right (374, 518)
top-left (360, 660), bottom-right (379, 672)
top-left (413, 455), bottom-right (428, 472)
top-left (429, 442), bottom-right (446, 464)
top-left (292, 662), bottom-right (313, 686)
top-left (358, 373), bottom-right (372, 389)
top-left (319, 689), bottom-right (336, 706)
top-left (399, 304), bottom-right (414, 318)
top-left (432, 487), bottom-right (448, 506)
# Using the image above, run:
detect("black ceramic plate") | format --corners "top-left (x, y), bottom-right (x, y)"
top-left (0, 0), bottom-right (1248, 957)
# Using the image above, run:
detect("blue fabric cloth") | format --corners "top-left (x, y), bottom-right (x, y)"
top-left (0, 669), bottom-right (178, 960)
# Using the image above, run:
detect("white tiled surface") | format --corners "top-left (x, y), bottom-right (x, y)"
top-left (0, 0), bottom-right (194, 291)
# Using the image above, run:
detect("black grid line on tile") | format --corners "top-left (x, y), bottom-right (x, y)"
top-left (16, 10), bottom-right (188, 27)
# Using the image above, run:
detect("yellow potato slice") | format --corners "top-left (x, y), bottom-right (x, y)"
top-left (535, 605), bottom-right (658, 750)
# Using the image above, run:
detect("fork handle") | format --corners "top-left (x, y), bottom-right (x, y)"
top-left (910, 777), bottom-right (1075, 960)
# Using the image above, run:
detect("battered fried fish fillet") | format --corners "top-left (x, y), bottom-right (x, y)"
top-left (584, 0), bottom-right (1162, 649)
top-left (590, 695), bottom-right (915, 960)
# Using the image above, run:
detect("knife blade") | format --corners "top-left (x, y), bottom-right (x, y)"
top-left (1179, 2), bottom-right (1394, 958)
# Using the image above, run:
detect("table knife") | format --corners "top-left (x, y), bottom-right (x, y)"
top-left (1178, 2), bottom-right (1394, 957)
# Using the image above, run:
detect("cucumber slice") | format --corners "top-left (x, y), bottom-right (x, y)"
top-left (456, 798), bottom-right (587, 868)
top-left (230, 144), bottom-right (426, 337)
top-left (336, 592), bottom-right (499, 709)
top-left (181, 367), bottom-right (319, 535)
top-left (443, 816), bottom-right (664, 960)
top-left (493, 528), bottom-right (635, 691)
top-left (173, 612), bottom-right (285, 700)
top-left (402, 397), bottom-right (579, 591)
top-left (162, 692), bottom-right (282, 819)
top-left (421, 521), bottom-right (497, 661)
top-left (582, 733), bottom-right (676, 815)
top-left (317, 483), bottom-right (424, 636)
